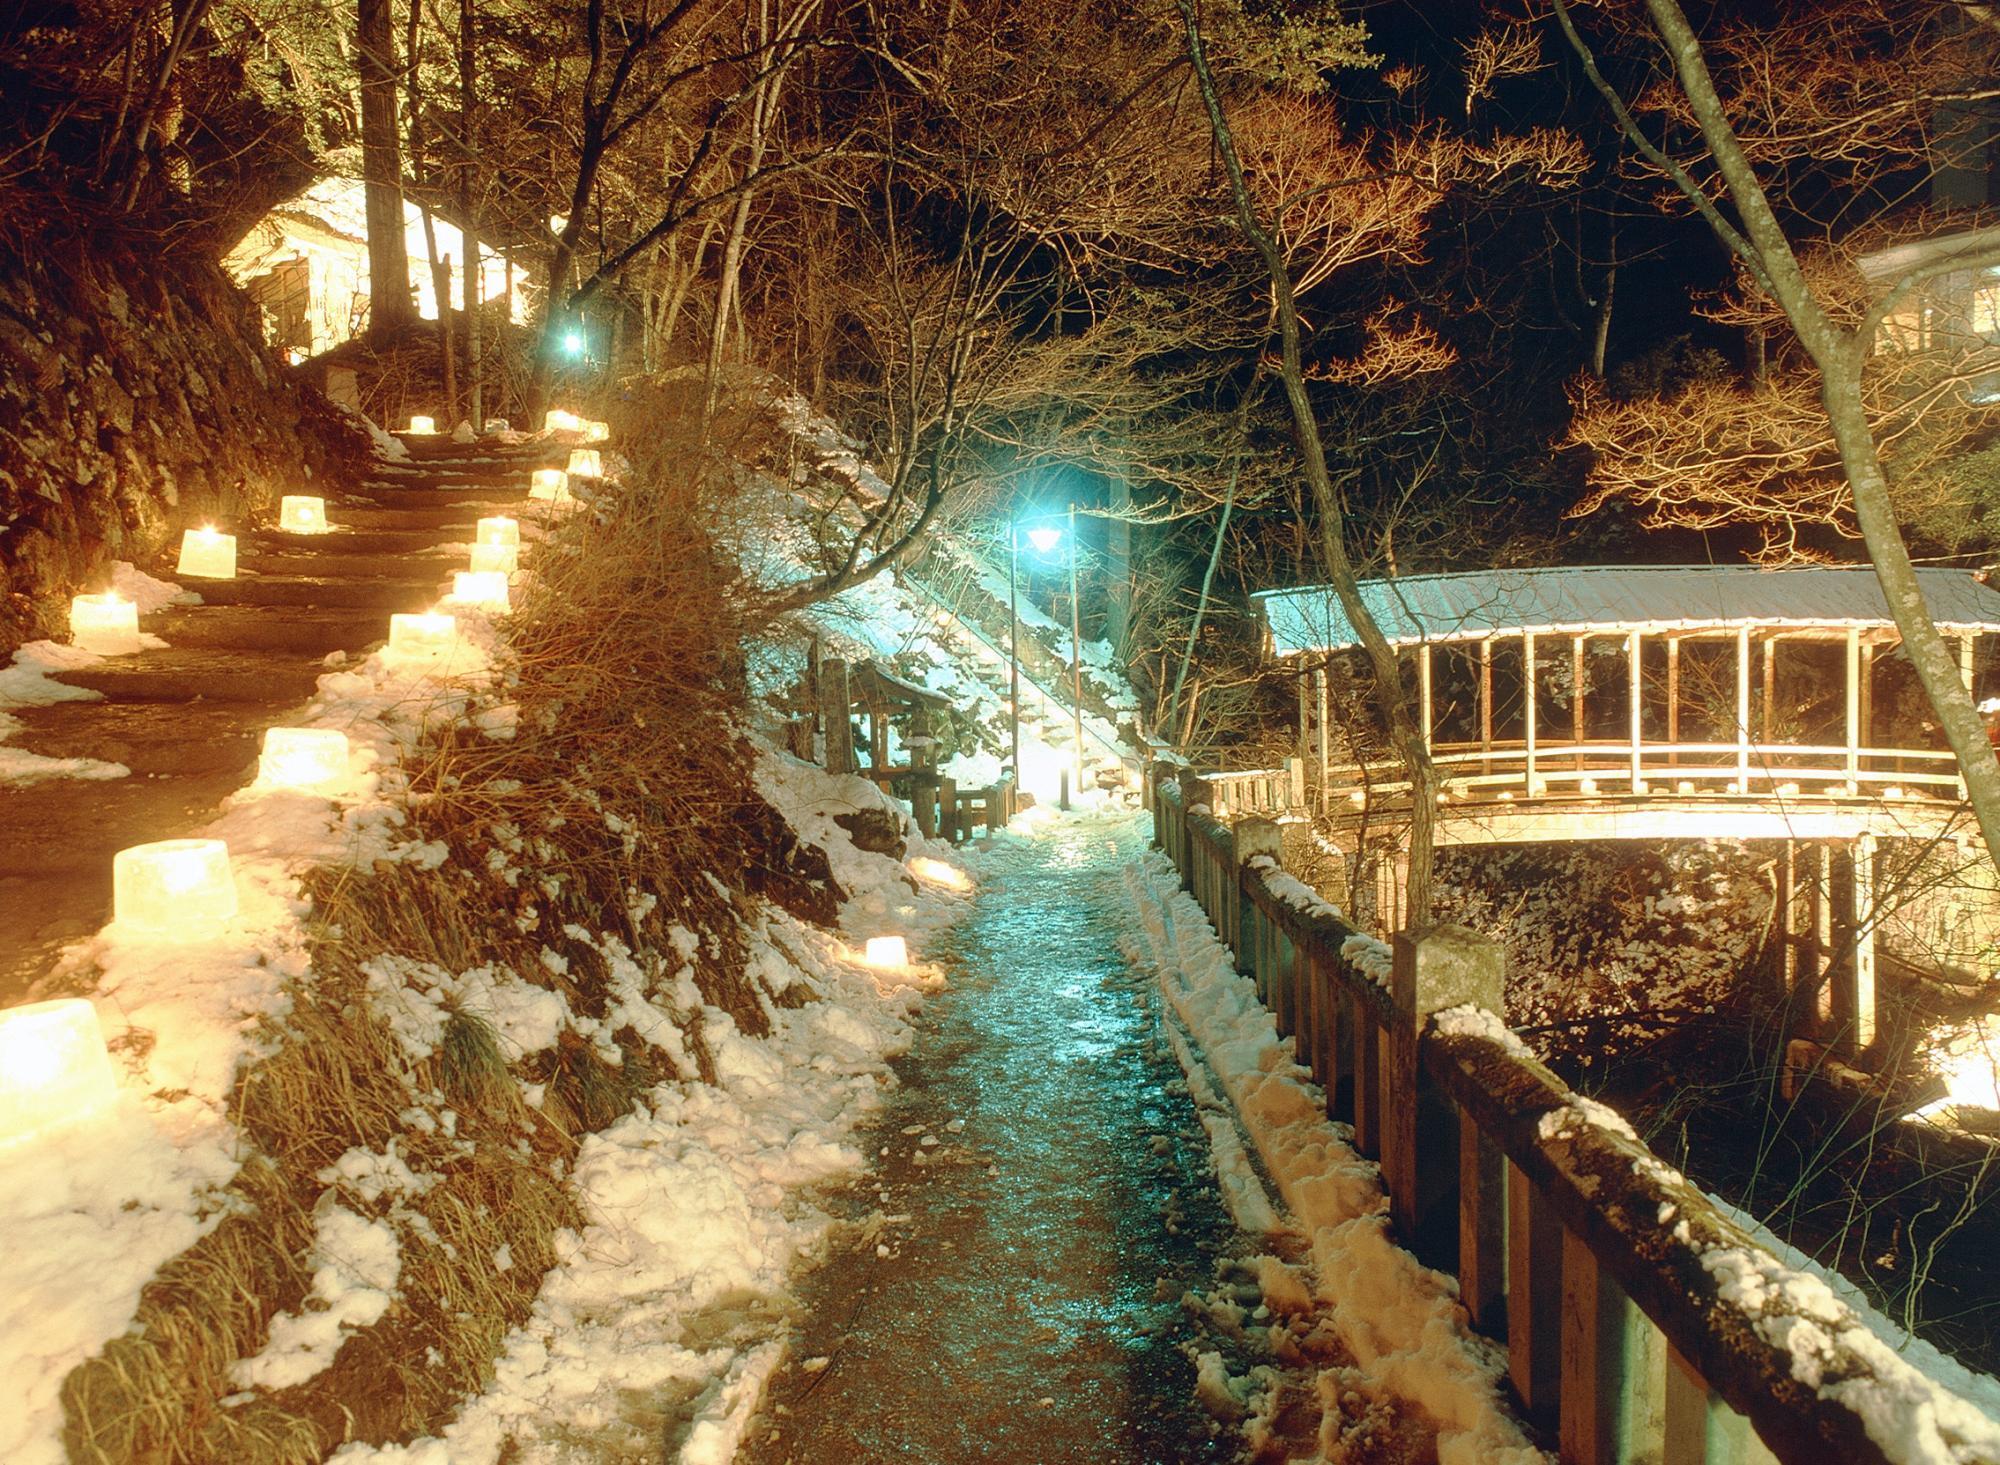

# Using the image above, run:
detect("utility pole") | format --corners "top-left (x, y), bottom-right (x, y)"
top-left (1069, 502), bottom-right (1084, 805)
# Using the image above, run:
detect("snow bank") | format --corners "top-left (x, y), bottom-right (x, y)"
top-left (1123, 852), bottom-right (1545, 1465)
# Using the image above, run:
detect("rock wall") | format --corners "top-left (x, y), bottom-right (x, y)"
top-left (0, 225), bottom-right (365, 652)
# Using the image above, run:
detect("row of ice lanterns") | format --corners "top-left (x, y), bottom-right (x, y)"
top-left (406, 409), bottom-right (609, 442)
top-left (70, 464), bottom-right (606, 658)
top-left (13, 415), bottom-right (617, 1146)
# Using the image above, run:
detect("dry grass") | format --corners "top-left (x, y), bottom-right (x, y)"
top-left (60, 385), bottom-right (845, 1460)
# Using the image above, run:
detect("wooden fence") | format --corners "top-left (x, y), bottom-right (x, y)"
top-left (1150, 763), bottom-right (1976, 1465)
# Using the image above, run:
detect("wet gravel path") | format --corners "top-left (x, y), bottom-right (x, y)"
top-left (749, 814), bottom-right (1259, 1463)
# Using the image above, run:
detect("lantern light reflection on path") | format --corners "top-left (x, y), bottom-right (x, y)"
top-left (388, 612), bottom-right (462, 660)
top-left (113, 838), bottom-right (238, 934)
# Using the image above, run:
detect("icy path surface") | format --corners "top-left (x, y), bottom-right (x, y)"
top-left (749, 813), bottom-right (1261, 1462)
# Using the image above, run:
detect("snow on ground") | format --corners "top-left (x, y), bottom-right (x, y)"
top-left (330, 747), bottom-right (975, 1465)
top-left (1122, 850), bottom-right (1547, 1465)
top-left (0, 639), bottom-right (128, 786)
top-left (0, 619), bottom-right (504, 1465)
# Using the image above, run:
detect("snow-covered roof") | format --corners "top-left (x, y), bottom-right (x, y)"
top-left (1254, 564), bottom-right (2000, 655)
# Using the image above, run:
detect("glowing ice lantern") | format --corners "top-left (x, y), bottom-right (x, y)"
top-left (70, 592), bottom-right (140, 656)
top-left (566, 448), bottom-right (602, 480)
top-left (476, 516), bottom-right (521, 548)
top-left (451, 571), bottom-right (511, 612)
top-left (584, 419), bottom-right (611, 443)
top-left (279, 495), bottom-right (329, 534)
top-left (113, 838), bottom-right (237, 934)
top-left (862, 936), bottom-right (909, 969)
top-left (176, 526), bottom-right (236, 579)
top-left (469, 541), bottom-right (519, 575)
top-left (0, 999), bottom-right (120, 1149)
top-left (259, 727), bottom-right (349, 789)
top-left (388, 612), bottom-right (460, 659)
top-left (408, 415), bottom-right (437, 435)
top-left (543, 408), bottom-right (582, 433)
top-left (530, 469), bottom-right (574, 509)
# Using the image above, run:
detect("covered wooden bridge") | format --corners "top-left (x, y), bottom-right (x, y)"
top-left (1256, 564), bottom-right (2000, 841)
top-left (1243, 564), bottom-right (2000, 1054)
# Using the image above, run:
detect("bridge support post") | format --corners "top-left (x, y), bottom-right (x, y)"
top-left (1830, 834), bottom-right (1878, 1054)
top-left (1388, 926), bottom-right (1502, 1256)
top-left (819, 658), bottom-right (853, 775)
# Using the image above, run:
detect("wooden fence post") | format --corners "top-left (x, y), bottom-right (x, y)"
top-left (1508, 1160), bottom-right (1563, 1429)
top-left (1387, 925), bottom-right (1504, 1250)
top-left (1236, 818), bottom-right (1282, 987)
top-left (1560, 1228), bottom-right (1667, 1464)
top-left (820, 658), bottom-right (854, 775)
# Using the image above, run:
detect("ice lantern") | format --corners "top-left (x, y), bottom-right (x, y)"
top-left (583, 419), bottom-right (611, 443)
top-left (280, 496), bottom-right (329, 534)
top-left (0, 999), bottom-right (120, 1149)
top-left (113, 838), bottom-right (238, 934)
top-left (565, 448), bottom-right (602, 480)
top-left (408, 415), bottom-right (437, 434)
top-left (259, 727), bottom-right (349, 789)
top-left (862, 936), bottom-right (909, 969)
top-left (469, 542), bottom-right (518, 575)
top-left (450, 571), bottom-right (511, 612)
top-left (476, 516), bottom-right (521, 548)
top-left (176, 527), bottom-right (236, 579)
top-left (388, 612), bottom-right (460, 659)
top-left (543, 408), bottom-right (582, 433)
top-left (70, 593), bottom-right (140, 656)
top-left (529, 469), bottom-right (573, 508)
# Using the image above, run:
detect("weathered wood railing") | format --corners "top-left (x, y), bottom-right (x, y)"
top-left (1148, 763), bottom-right (1978, 1465)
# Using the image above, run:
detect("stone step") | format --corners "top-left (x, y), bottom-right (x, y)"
top-left (51, 646), bottom-right (330, 704)
top-left (188, 573), bottom-right (441, 612)
top-left (368, 467), bottom-right (539, 492)
top-left (10, 699), bottom-right (264, 777)
top-left (245, 527), bottom-right (464, 556)
top-left (239, 545), bottom-right (461, 581)
top-left (356, 483), bottom-right (533, 511)
top-left (320, 503), bottom-right (505, 532)
top-left (151, 604), bottom-right (388, 656)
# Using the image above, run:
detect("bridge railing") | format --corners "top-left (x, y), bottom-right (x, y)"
top-left (1150, 765), bottom-right (1972, 1465)
top-left (1316, 738), bottom-right (1963, 811)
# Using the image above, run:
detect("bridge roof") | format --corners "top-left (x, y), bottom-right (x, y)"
top-left (1254, 564), bottom-right (2000, 655)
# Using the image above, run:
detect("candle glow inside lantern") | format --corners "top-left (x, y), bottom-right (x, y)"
top-left (476, 516), bottom-right (521, 548)
top-left (469, 542), bottom-right (519, 575)
top-left (408, 415), bottom-right (437, 435)
top-left (565, 448), bottom-right (603, 480)
top-left (0, 999), bottom-right (120, 1149)
top-left (583, 419), bottom-right (611, 443)
top-left (113, 838), bottom-right (237, 934)
top-left (388, 612), bottom-right (461, 660)
top-left (530, 468), bottom-right (570, 497)
top-left (279, 496), bottom-right (329, 534)
top-left (543, 408), bottom-right (582, 433)
top-left (176, 526), bottom-right (237, 579)
top-left (862, 935), bottom-right (909, 969)
top-left (70, 592), bottom-right (140, 656)
top-left (258, 727), bottom-right (350, 789)
top-left (450, 570), bottom-right (511, 612)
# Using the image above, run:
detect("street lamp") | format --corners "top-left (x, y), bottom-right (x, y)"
top-left (1007, 507), bottom-right (1087, 810)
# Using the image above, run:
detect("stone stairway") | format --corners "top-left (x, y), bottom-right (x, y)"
top-left (0, 433), bottom-right (565, 1003)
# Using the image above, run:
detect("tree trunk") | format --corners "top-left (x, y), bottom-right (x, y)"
top-left (459, 0), bottom-right (482, 428)
top-left (357, 0), bottom-right (414, 337)
top-left (1179, 0), bottom-right (1438, 926)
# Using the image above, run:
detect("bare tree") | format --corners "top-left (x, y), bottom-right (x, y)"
top-left (357, 0), bottom-right (414, 337)
top-left (1552, 0), bottom-right (2000, 870)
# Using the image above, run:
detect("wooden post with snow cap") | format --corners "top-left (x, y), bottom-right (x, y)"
top-left (820, 658), bottom-right (854, 775)
top-left (1561, 1228), bottom-right (1668, 1465)
top-left (1235, 818), bottom-right (1282, 987)
top-left (1386, 926), bottom-right (1503, 1250)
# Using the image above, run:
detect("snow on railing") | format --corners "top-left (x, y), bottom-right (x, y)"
top-left (1146, 764), bottom-right (1999, 1465)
